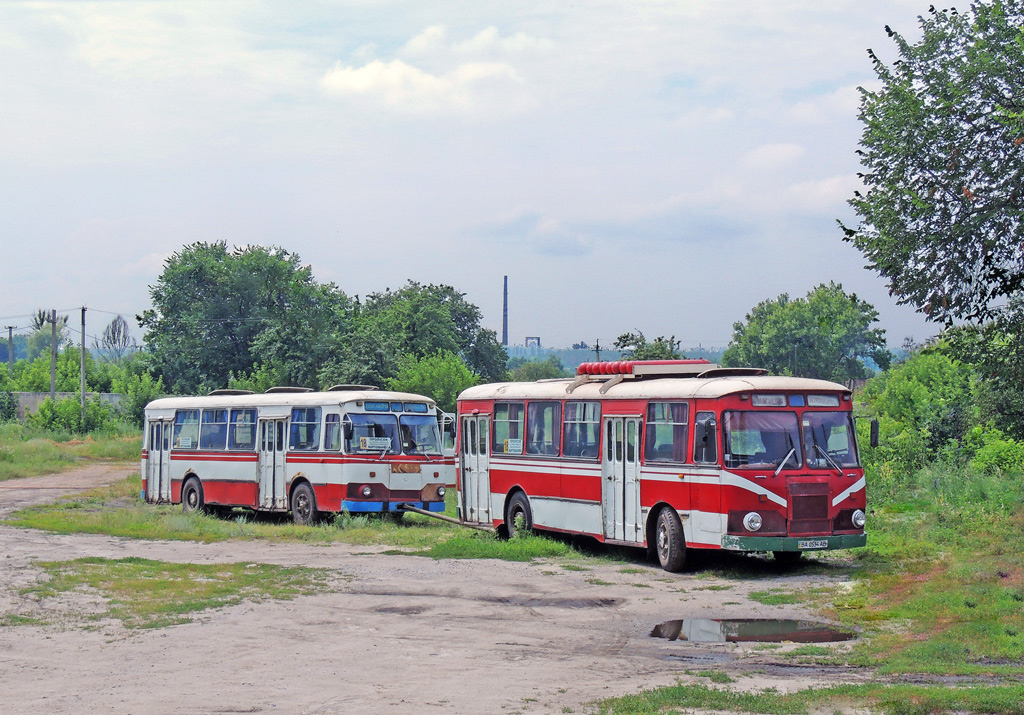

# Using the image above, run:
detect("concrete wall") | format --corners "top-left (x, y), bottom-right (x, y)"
top-left (12, 392), bottom-right (123, 420)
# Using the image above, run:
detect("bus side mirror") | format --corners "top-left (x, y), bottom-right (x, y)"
top-left (870, 419), bottom-right (879, 448)
top-left (344, 422), bottom-right (354, 441)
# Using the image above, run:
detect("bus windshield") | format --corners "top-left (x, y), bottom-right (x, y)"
top-left (723, 411), bottom-right (802, 470)
top-left (345, 414), bottom-right (400, 455)
top-left (399, 415), bottom-right (442, 455)
top-left (803, 411), bottom-right (859, 469)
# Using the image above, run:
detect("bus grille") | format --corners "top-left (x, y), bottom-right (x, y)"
top-left (789, 482), bottom-right (830, 535)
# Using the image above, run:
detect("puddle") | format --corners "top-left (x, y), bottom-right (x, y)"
top-left (484, 596), bottom-right (619, 609)
top-left (650, 618), bottom-right (856, 643)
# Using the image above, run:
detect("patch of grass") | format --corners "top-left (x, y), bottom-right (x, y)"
top-left (5, 475), bottom-right (586, 566)
top-left (22, 557), bottom-right (331, 629)
top-left (0, 614), bottom-right (47, 627)
top-left (749, 589), bottom-right (801, 606)
top-left (591, 681), bottom-right (1024, 715)
top-left (0, 423), bottom-right (140, 481)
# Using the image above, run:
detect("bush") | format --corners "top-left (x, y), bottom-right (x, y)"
top-left (26, 394), bottom-right (118, 434)
top-left (964, 427), bottom-right (1024, 476)
top-left (0, 391), bottom-right (17, 423)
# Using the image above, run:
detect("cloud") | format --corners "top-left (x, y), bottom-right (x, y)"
top-left (481, 210), bottom-right (594, 257)
top-left (741, 143), bottom-right (806, 170)
top-left (321, 58), bottom-right (522, 112)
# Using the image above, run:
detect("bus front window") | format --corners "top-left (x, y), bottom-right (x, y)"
top-left (723, 411), bottom-right (801, 470)
top-left (399, 415), bottom-right (442, 455)
top-left (344, 414), bottom-right (400, 455)
top-left (803, 412), bottom-right (859, 469)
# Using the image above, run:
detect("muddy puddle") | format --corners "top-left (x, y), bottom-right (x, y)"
top-left (650, 618), bottom-right (856, 643)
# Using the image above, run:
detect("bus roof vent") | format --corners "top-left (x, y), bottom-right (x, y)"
top-left (697, 367), bottom-right (769, 378)
top-left (264, 386), bottom-right (314, 393)
top-left (207, 389), bottom-right (254, 396)
top-left (327, 384), bottom-right (379, 392)
top-left (575, 359), bottom-right (717, 379)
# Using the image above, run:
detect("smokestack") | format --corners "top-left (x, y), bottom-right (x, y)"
top-left (502, 275), bottom-right (508, 346)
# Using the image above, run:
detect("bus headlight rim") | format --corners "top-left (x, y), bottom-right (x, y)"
top-left (742, 512), bottom-right (763, 532)
top-left (852, 509), bottom-right (866, 529)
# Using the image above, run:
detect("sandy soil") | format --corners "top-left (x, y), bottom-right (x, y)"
top-left (0, 465), bottom-right (866, 715)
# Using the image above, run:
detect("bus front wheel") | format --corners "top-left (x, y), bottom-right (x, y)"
top-left (655, 507), bottom-right (687, 572)
top-left (506, 492), bottom-right (533, 539)
top-left (181, 478), bottom-right (205, 515)
top-left (291, 483), bottom-right (319, 526)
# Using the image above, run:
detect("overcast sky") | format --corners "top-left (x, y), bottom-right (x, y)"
top-left (1, 1), bottom-right (940, 350)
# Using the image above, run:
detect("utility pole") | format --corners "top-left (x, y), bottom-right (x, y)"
top-left (4, 326), bottom-right (13, 374)
top-left (80, 307), bottom-right (87, 423)
top-left (49, 309), bottom-right (57, 402)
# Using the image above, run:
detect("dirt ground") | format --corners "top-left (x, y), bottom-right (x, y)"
top-left (0, 465), bottom-right (866, 715)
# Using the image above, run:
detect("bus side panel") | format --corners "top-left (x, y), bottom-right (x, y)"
top-left (312, 482), bottom-right (343, 512)
top-left (203, 480), bottom-right (259, 507)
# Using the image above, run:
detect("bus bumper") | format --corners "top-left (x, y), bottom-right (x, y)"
top-left (340, 501), bottom-right (446, 513)
top-left (721, 533), bottom-right (867, 552)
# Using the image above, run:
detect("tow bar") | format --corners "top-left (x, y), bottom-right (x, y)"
top-left (395, 504), bottom-right (495, 533)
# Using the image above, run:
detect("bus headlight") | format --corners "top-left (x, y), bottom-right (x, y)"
top-left (852, 509), bottom-right (866, 529)
top-left (437, 486), bottom-right (446, 497)
top-left (361, 485), bottom-right (373, 497)
top-left (743, 512), bottom-right (763, 532)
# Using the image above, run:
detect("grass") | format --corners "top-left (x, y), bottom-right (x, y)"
top-left (4, 474), bottom-right (588, 565)
top-left (589, 681), bottom-right (1024, 715)
top-left (0, 422), bottom-right (140, 481)
top-left (14, 556), bottom-right (332, 629)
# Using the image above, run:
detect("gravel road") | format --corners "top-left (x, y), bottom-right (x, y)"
top-left (0, 465), bottom-right (863, 714)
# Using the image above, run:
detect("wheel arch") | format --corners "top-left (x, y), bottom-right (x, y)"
top-left (646, 501), bottom-right (685, 550)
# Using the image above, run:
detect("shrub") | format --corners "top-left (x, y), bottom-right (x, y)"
top-left (26, 394), bottom-right (117, 434)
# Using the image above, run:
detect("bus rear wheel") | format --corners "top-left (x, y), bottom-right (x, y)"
top-left (655, 507), bottom-right (687, 572)
top-left (291, 482), bottom-right (319, 526)
top-left (181, 478), bottom-right (205, 515)
top-left (506, 492), bottom-right (533, 539)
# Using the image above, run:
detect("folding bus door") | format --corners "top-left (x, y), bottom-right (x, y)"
top-left (258, 419), bottom-right (288, 510)
top-left (146, 420), bottom-right (172, 503)
top-left (460, 414), bottom-right (491, 524)
top-left (602, 416), bottom-right (643, 542)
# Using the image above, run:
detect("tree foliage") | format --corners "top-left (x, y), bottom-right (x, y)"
top-left (510, 355), bottom-right (568, 381)
top-left (138, 242), bottom-right (350, 393)
top-left (841, 1), bottom-right (1024, 324)
top-left (387, 350), bottom-right (479, 413)
top-left (613, 331), bottom-right (683, 361)
top-left (722, 283), bottom-right (891, 382)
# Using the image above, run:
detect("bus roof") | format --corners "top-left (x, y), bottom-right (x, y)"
top-left (458, 374), bottom-right (851, 403)
top-left (145, 389), bottom-right (437, 413)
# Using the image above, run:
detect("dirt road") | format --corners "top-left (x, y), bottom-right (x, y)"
top-left (0, 466), bottom-right (862, 714)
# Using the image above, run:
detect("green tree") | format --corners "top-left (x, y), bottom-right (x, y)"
top-left (346, 281), bottom-right (508, 383)
top-left (722, 283), bottom-right (891, 382)
top-left (387, 350), bottom-right (478, 413)
top-left (510, 355), bottom-right (567, 381)
top-left (841, 1), bottom-right (1024, 324)
top-left (613, 331), bottom-right (682, 360)
top-left (138, 242), bottom-right (351, 393)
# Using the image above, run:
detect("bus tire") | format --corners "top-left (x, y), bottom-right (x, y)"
top-left (290, 482), bottom-right (319, 526)
top-left (506, 492), bottom-right (533, 539)
top-left (655, 507), bottom-right (687, 572)
top-left (181, 477), bottom-right (205, 515)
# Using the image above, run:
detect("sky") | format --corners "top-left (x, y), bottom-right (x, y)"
top-left (0, 0), bottom-right (941, 351)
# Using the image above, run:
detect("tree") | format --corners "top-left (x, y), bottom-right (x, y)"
top-left (387, 351), bottom-right (478, 413)
top-left (26, 310), bottom-right (69, 360)
top-left (95, 315), bottom-right (136, 365)
top-left (613, 331), bottom-right (682, 361)
top-left (841, 1), bottom-right (1024, 325)
top-left (510, 355), bottom-right (567, 381)
top-left (358, 282), bottom-right (508, 382)
top-left (722, 283), bottom-right (891, 382)
top-left (138, 242), bottom-right (351, 393)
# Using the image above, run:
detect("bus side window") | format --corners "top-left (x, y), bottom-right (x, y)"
top-left (693, 411), bottom-right (718, 464)
top-left (324, 414), bottom-right (341, 451)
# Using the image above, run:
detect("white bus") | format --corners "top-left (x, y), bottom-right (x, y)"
top-left (142, 386), bottom-right (455, 524)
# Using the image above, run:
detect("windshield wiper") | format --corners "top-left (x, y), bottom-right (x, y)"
top-left (774, 448), bottom-right (796, 477)
top-left (814, 444), bottom-right (843, 475)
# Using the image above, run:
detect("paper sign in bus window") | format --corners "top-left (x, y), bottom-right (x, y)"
top-left (360, 436), bottom-right (392, 450)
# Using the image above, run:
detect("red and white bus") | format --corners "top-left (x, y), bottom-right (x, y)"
top-left (456, 360), bottom-right (866, 571)
top-left (142, 387), bottom-right (455, 524)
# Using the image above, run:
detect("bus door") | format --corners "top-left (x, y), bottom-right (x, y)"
top-left (258, 419), bottom-right (288, 510)
top-left (460, 414), bottom-right (491, 524)
top-left (602, 416), bottom-right (642, 542)
top-left (146, 420), bottom-right (172, 502)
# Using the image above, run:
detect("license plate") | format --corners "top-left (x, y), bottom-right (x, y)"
top-left (798, 539), bottom-right (828, 550)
